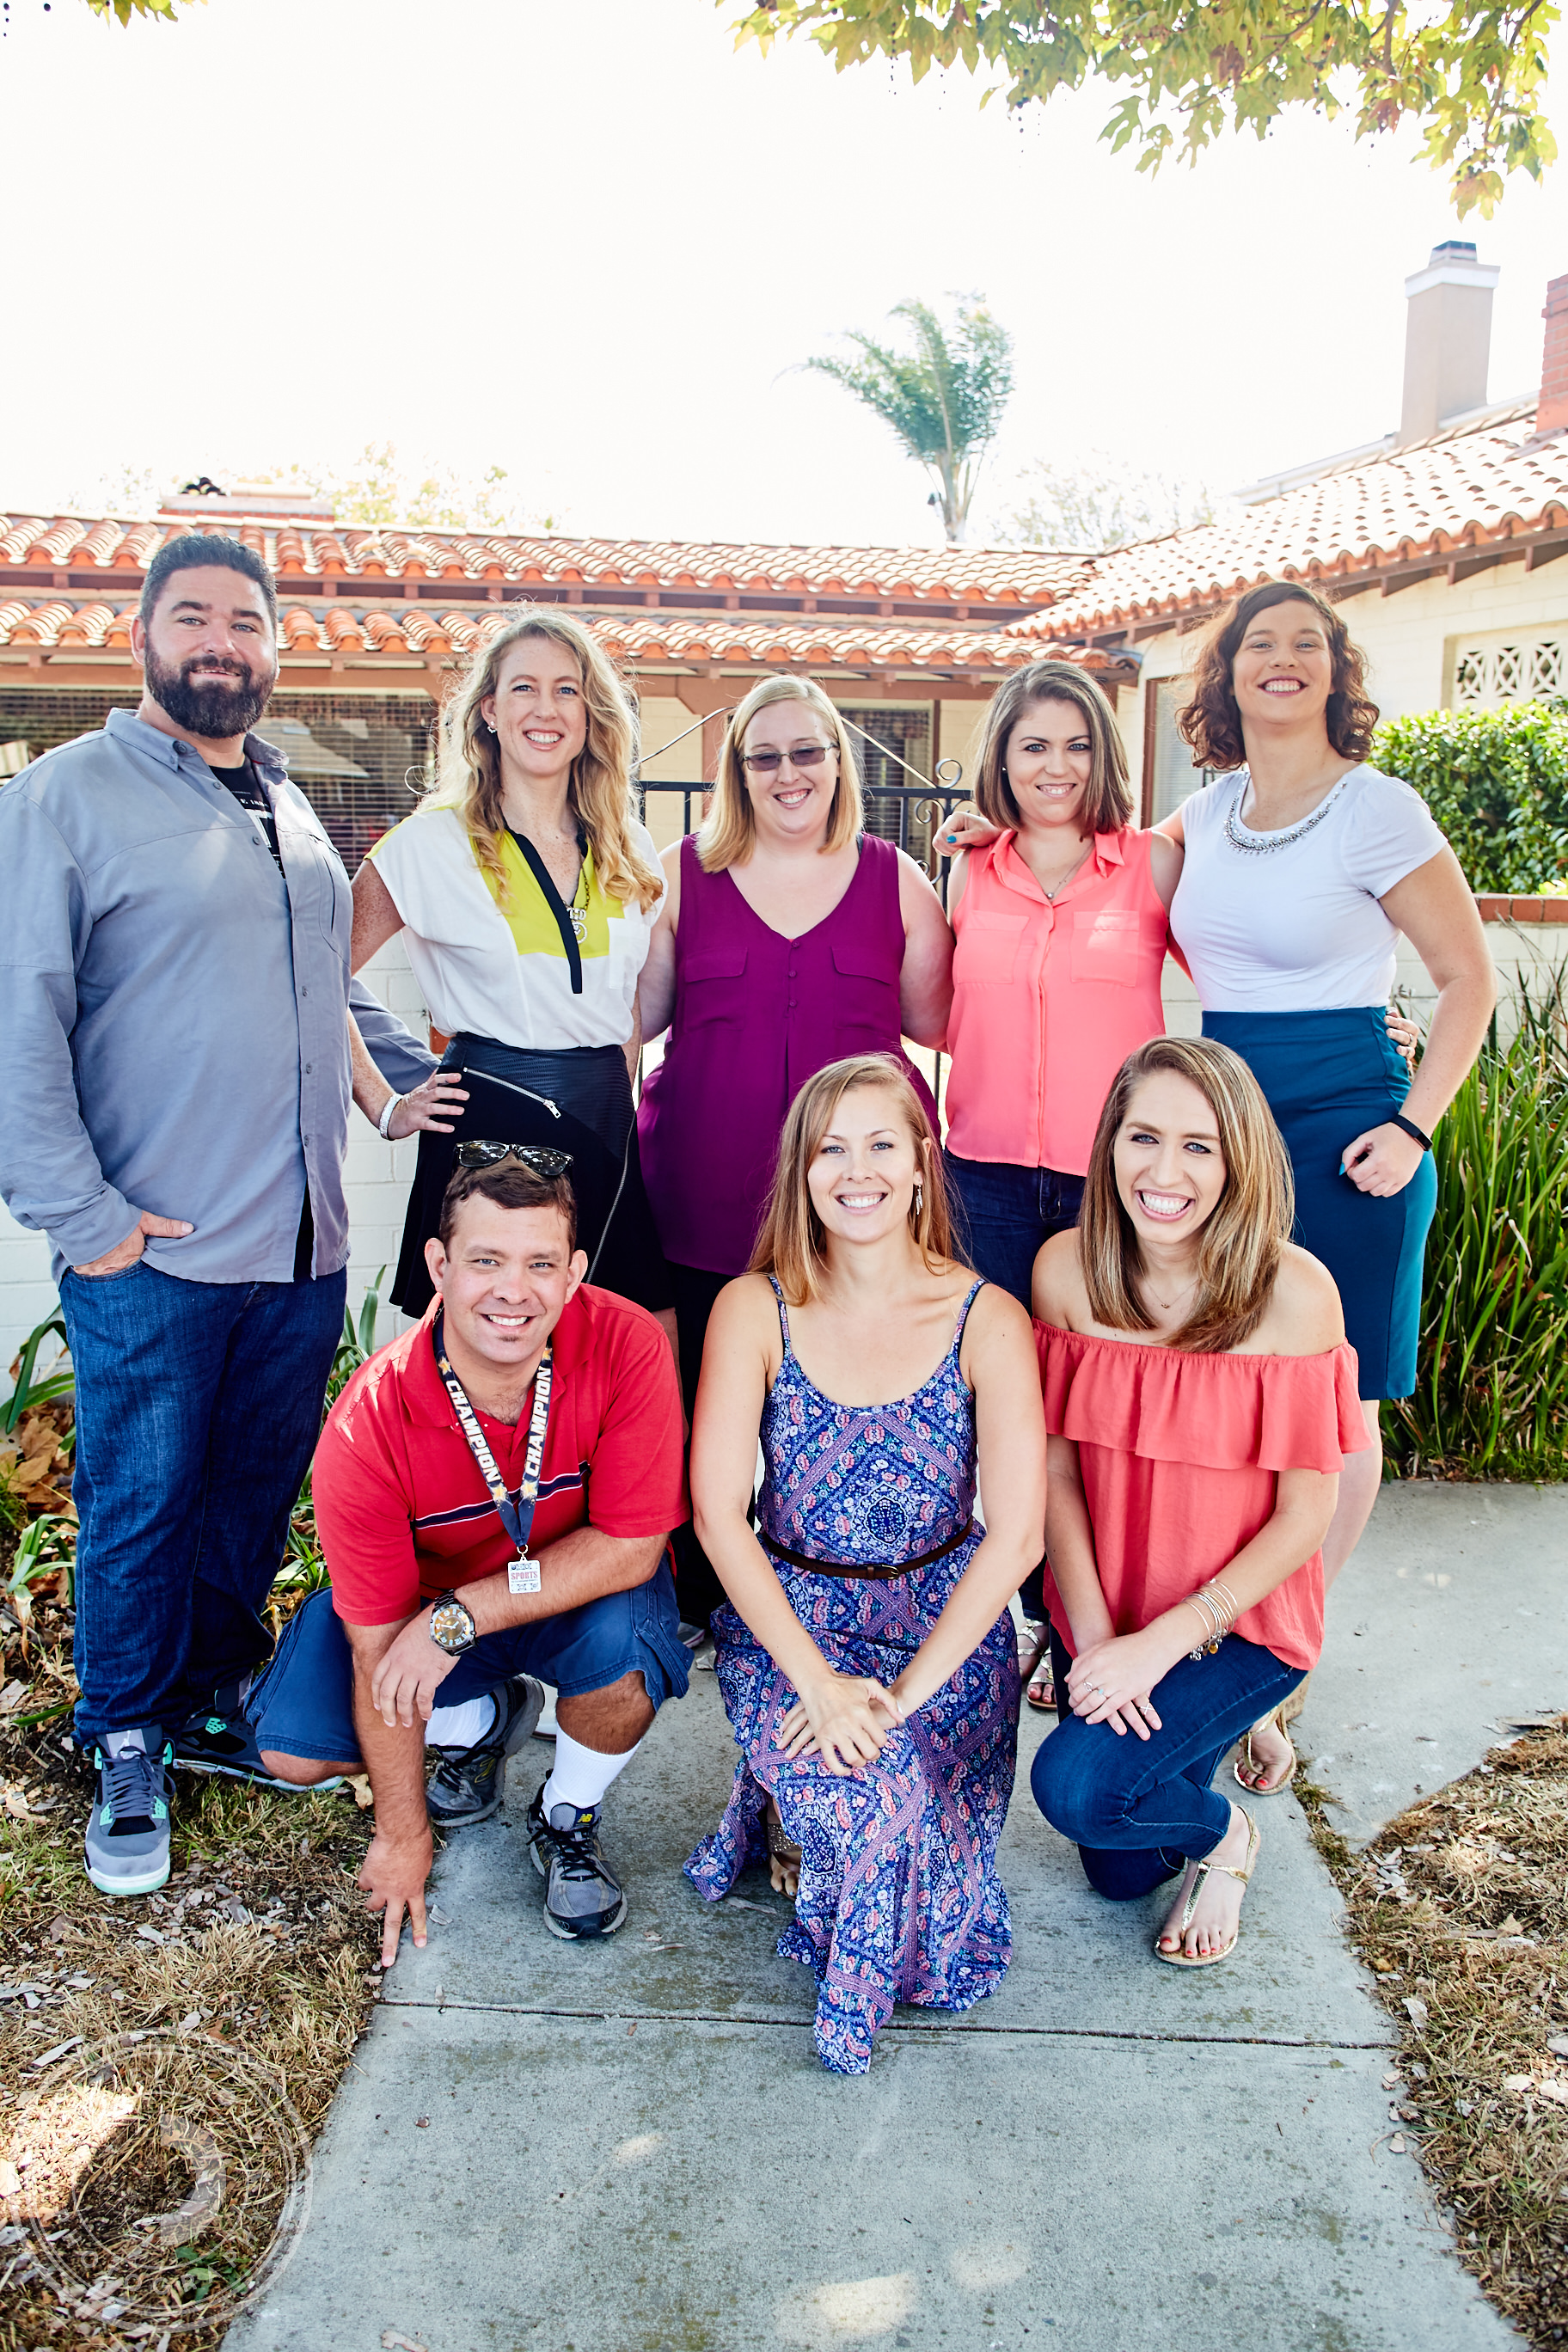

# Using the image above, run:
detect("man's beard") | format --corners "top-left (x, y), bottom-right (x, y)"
top-left (144, 647), bottom-right (275, 741)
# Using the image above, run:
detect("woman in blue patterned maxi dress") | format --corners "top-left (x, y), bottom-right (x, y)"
top-left (684, 1052), bottom-right (1048, 2076)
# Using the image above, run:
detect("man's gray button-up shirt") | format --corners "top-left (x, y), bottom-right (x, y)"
top-left (0, 705), bottom-right (433, 1285)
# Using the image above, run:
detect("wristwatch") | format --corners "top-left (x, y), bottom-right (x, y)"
top-left (427, 1589), bottom-right (478, 1655)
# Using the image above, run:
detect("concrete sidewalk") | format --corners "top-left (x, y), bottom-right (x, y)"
top-left (226, 1488), bottom-right (1566, 2352)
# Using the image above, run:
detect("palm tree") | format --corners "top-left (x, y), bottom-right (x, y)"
top-left (805, 296), bottom-right (1014, 544)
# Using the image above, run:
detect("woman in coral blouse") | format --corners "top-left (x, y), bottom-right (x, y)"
top-left (941, 659), bottom-right (1178, 1712)
top-left (1030, 1037), bottom-right (1366, 1967)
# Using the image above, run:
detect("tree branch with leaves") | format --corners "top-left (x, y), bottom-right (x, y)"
top-left (805, 296), bottom-right (1014, 542)
top-left (727, 0), bottom-right (1558, 218)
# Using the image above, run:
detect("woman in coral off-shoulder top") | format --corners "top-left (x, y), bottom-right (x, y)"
top-left (1029, 1037), bottom-right (1367, 1969)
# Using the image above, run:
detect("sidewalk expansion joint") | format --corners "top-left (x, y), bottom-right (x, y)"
top-left (374, 1994), bottom-right (1387, 2050)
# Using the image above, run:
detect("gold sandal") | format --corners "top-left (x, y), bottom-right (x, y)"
top-left (766, 1799), bottom-right (801, 1898)
top-left (1234, 1706), bottom-right (1298, 1797)
top-left (1154, 1808), bottom-right (1259, 1969)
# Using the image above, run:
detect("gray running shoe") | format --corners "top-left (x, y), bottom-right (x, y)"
top-left (525, 1787), bottom-right (628, 1939)
top-left (84, 1733), bottom-right (174, 1897)
top-left (426, 1675), bottom-right (545, 1828)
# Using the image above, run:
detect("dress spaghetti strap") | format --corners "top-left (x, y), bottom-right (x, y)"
top-left (766, 1273), bottom-right (793, 1356)
top-left (952, 1278), bottom-right (986, 1353)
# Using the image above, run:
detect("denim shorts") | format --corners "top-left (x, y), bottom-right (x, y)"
top-left (247, 1566), bottom-right (690, 1766)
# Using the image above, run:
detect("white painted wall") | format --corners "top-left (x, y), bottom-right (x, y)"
top-left (3, 925), bottom-right (1561, 1378)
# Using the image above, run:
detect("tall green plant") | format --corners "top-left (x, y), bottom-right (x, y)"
top-left (1384, 977), bottom-right (1568, 1481)
top-left (1374, 702), bottom-right (1568, 897)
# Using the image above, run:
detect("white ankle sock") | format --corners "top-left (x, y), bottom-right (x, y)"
top-left (425, 1693), bottom-right (497, 1749)
top-left (542, 1728), bottom-right (640, 1816)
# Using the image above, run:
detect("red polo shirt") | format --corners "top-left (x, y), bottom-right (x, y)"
top-left (313, 1285), bottom-right (687, 1627)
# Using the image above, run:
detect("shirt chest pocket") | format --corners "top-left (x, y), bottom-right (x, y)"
top-left (680, 945), bottom-right (748, 1026)
top-left (830, 938), bottom-right (898, 1033)
top-left (1069, 908), bottom-right (1143, 988)
top-left (954, 908), bottom-right (1028, 985)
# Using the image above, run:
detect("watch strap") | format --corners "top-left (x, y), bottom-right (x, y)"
top-left (1390, 1111), bottom-right (1433, 1152)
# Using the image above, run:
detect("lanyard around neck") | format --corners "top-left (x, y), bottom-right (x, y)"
top-left (432, 1309), bottom-right (553, 1556)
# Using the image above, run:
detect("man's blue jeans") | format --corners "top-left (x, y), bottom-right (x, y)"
top-left (1031, 1624), bottom-right (1303, 1901)
top-left (61, 1260), bottom-right (346, 1745)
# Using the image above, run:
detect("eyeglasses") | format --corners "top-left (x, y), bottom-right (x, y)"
top-left (740, 744), bottom-right (835, 775)
top-left (454, 1141), bottom-right (573, 1178)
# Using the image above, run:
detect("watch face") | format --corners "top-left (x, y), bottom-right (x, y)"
top-left (429, 1597), bottom-right (475, 1653)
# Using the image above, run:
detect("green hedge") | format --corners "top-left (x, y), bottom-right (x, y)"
top-left (1374, 701), bottom-right (1568, 897)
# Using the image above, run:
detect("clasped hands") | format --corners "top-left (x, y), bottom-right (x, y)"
top-left (775, 1670), bottom-right (906, 1777)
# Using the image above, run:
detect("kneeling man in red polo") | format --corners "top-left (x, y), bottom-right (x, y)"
top-left (240, 1152), bottom-right (688, 1961)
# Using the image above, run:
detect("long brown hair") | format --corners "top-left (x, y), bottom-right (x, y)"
top-left (697, 675), bottom-right (863, 873)
top-left (1079, 1038), bottom-right (1294, 1353)
top-left (426, 609), bottom-right (662, 912)
top-left (1178, 580), bottom-right (1380, 774)
top-left (972, 659), bottom-right (1133, 836)
top-left (749, 1053), bottom-right (960, 1307)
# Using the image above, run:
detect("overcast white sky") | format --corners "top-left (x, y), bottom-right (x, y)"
top-left (3, 0), bottom-right (1562, 548)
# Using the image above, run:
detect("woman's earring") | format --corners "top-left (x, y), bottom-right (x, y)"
top-left (913, 1181), bottom-right (924, 1215)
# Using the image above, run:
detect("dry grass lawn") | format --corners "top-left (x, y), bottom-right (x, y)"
top-left (1299, 1718), bottom-right (1568, 2348)
top-left (0, 1596), bottom-right (382, 2349)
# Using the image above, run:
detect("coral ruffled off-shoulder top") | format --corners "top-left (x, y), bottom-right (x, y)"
top-left (1034, 1324), bottom-right (1369, 1674)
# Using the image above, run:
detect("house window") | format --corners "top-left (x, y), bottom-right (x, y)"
top-left (1142, 677), bottom-right (1211, 825)
top-left (1449, 629), bottom-right (1565, 709)
top-left (837, 702), bottom-right (937, 861)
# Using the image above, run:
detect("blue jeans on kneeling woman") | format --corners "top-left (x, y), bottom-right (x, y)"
top-left (1031, 1623), bottom-right (1303, 1901)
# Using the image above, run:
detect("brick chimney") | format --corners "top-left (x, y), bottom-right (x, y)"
top-left (1539, 275), bottom-right (1568, 434)
top-left (1397, 241), bottom-right (1498, 445)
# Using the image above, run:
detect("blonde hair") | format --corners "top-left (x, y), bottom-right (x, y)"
top-left (426, 609), bottom-right (662, 913)
top-left (749, 1053), bottom-right (960, 1307)
top-left (973, 660), bottom-right (1133, 837)
top-left (697, 675), bottom-right (864, 873)
top-left (1079, 1037), bottom-right (1293, 1353)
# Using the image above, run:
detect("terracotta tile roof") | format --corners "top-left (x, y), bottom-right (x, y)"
top-left (0, 511), bottom-right (1090, 609)
top-left (1010, 405), bottom-right (1568, 641)
top-left (0, 595), bottom-right (1125, 683)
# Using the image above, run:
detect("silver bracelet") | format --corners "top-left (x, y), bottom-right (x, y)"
top-left (377, 1092), bottom-right (404, 1141)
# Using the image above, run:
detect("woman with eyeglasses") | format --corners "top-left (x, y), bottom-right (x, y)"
top-left (635, 676), bottom-right (953, 1625)
top-left (349, 610), bottom-right (676, 1338)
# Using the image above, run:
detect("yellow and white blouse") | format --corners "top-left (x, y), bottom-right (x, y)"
top-left (368, 803), bottom-right (663, 1050)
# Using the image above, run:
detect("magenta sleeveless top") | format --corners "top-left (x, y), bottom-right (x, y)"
top-left (638, 833), bottom-right (938, 1276)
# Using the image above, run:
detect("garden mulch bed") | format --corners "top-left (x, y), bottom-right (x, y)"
top-left (0, 1596), bottom-right (383, 2349)
top-left (1299, 1718), bottom-right (1568, 2348)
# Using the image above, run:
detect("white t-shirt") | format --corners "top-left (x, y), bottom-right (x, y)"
top-left (369, 803), bottom-right (663, 1050)
top-left (1169, 765), bottom-right (1449, 1012)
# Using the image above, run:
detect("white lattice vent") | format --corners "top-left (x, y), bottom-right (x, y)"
top-left (1451, 631), bottom-right (1565, 708)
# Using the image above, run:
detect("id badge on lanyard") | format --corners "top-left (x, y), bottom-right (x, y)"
top-left (433, 1310), bottom-right (552, 1595)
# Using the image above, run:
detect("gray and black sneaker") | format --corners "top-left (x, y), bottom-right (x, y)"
top-left (426, 1675), bottom-right (546, 1828)
top-left (525, 1786), bottom-right (628, 1939)
top-left (175, 1688), bottom-right (340, 1792)
top-left (84, 1730), bottom-right (174, 1897)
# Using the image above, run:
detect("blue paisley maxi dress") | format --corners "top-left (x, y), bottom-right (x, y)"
top-left (684, 1277), bottom-right (1020, 2075)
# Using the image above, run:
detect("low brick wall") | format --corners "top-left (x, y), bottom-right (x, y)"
top-left (2, 908), bottom-right (1565, 1373)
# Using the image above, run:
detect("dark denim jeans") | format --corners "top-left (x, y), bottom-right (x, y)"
top-left (1031, 1624), bottom-right (1303, 1901)
top-left (944, 1152), bottom-right (1086, 1312)
top-left (61, 1260), bottom-right (346, 1744)
top-left (945, 1154), bottom-right (1085, 1620)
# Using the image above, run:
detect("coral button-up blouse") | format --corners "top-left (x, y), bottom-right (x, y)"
top-left (1035, 1322), bottom-right (1369, 1673)
top-left (944, 828), bottom-right (1170, 1178)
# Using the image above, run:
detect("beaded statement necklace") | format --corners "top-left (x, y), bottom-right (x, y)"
top-left (1223, 768), bottom-right (1351, 857)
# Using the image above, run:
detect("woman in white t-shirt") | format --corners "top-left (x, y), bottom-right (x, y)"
top-left (348, 610), bottom-right (674, 1328)
top-left (1167, 580), bottom-right (1495, 1790)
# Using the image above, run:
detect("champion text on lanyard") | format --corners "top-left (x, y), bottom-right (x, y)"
top-left (432, 1308), bottom-right (553, 1596)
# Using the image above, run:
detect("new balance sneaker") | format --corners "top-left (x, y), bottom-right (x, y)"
top-left (525, 1787), bottom-right (628, 1940)
top-left (84, 1731), bottom-right (175, 1897)
top-left (426, 1675), bottom-right (546, 1829)
top-left (174, 1690), bottom-right (340, 1793)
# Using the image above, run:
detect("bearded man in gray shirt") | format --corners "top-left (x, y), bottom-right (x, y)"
top-left (0, 531), bottom-right (463, 1897)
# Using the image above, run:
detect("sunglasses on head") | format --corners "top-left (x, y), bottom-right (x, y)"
top-left (454, 1141), bottom-right (573, 1178)
top-left (741, 744), bottom-right (834, 775)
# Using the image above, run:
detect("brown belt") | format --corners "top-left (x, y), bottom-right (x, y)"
top-left (761, 1517), bottom-right (976, 1582)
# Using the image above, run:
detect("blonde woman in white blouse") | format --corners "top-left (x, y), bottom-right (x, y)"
top-left (348, 611), bottom-right (675, 1341)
